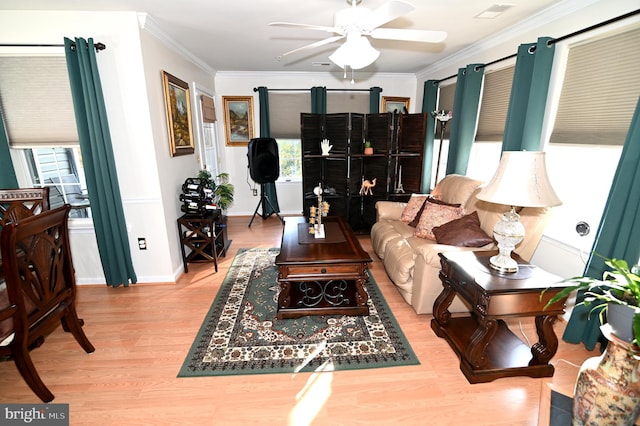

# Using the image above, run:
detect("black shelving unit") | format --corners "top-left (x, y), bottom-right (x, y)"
top-left (301, 112), bottom-right (427, 233)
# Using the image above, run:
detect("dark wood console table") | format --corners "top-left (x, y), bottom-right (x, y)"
top-left (431, 251), bottom-right (569, 383)
top-left (274, 216), bottom-right (372, 319)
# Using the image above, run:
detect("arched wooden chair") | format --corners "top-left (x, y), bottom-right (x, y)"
top-left (0, 187), bottom-right (50, 229)
top-left (0, 204), bottom-right (94, 402)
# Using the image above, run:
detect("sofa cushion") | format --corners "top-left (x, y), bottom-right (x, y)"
top-left (432, 211), bottom-right (494, 247)
top-left (431, 174), bottom-right (483, 207)
top-left (400, 194), bottom-right (428, 224)
top-left (414, 201), bottom-right (464, 240)
top-left (408, 196), bottom-right (461, 227)
top-left (371, 219), bottom-right (415, 259)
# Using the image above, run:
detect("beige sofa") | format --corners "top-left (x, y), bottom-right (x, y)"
top-left (371, 174), bottom-right (551, 314)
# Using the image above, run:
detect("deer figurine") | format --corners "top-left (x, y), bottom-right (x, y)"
top-left (359, 178), bottom-right (377, 195)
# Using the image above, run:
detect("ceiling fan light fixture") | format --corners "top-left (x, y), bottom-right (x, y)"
top-left (329, 34), bottom-right (379, 70)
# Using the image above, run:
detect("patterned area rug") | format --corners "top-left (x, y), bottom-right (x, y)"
top-left (178, 248), bottom-right (419, 377)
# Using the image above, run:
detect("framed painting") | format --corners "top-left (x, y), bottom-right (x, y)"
top-left (382, 96), bottom-right (410, 114)
top-left (222, 96), bottom-right (254, 146)
top-left (162, 71), bottom-right (195, 156)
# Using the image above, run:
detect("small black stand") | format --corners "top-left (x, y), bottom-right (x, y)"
top-left (248, 183), bottom-right (284, 227)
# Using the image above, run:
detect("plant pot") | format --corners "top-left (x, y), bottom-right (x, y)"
top-left (573, 324), bottom-right (640, 426)
top-left (364, 147), bottom-right (373, 155)
top-left (608, 302), bottom-right (637, 343)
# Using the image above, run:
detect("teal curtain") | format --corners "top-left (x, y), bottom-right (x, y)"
top-left (445, 64), bottom-right (484, 176)
top-left (64, 37), bottom-right (137, 287)
top-left (502, 37), bottom-right (555, 152)
top-left (0, 110), bottom-right (18, 188)
top-left (421, 80), bottom-right (439, 192)
top-left (256, 86), bottom-right (280, 217)
top-left (311, 87), bottom-right (327, 114)
top-left (563, 96), bottom-right (640, 350)
top-left (369, 87), bottom-right (382, 113)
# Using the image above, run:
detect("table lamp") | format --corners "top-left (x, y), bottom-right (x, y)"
top-left (476, 151), bottom-right (561, 273)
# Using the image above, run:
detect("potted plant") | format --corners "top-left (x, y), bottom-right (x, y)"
top-left (197, 170), bottom-right (235, 211)
top-left (364, 141), bottom-right (373, 155)
top-left (544, 255), bottom-right (640, 425)
top-left (544, 255), bottom-right (640, 345)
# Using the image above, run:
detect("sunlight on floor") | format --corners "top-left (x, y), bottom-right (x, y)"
top-left (288, 359), bottom-right (334, 426)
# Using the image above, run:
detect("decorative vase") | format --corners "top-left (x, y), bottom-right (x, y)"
top-left (572, 324), bottom-right (640, 426)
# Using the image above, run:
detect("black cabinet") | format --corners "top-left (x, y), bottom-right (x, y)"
top-left (177, 210), bottom-right (230, 273)
top-left (301, 112), bottom-right (427, 233)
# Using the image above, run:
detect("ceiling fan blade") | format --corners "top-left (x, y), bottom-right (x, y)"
top-left (358, 0), bottom-right (415, 30)
top-left (269, 22), bottom-right (337, 33)
top-left (280, 35), bottom-right (345, 57)
top-left (369, 28), bottom-right (447, 43)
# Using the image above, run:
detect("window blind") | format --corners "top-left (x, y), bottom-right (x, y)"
top-left (437, 83), bottom-right (456, 138)
top-left (269, 91), bottom-right (310, 139)
top-left (475, 66), bottom-right (515, 142)
top-left (0, 56), bottom-right (78, 148)
top-left (550, 26), bottom-right (640, 146)
top-left (201, 95), bottom-right (216, 123)
top-left (327, 91), bottom-right (369, 114)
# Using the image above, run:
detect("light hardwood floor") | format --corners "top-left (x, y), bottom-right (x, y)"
top-left (0, 215), bottom-right (599, 425)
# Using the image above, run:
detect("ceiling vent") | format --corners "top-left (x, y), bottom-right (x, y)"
top-left (475, 4), bottom-right (514, 19)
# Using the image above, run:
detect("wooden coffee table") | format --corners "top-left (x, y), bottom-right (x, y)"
top-left (431, 250), bottom-right (569, 383)
top-left (275, 216), bottom-right (372, 319)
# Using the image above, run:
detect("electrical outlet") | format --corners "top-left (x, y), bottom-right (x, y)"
top-left (138, 237), bottom-right (147, 250)
top-left (253, 188), bottom-right (258, 196)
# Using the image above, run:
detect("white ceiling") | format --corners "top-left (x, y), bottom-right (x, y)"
top-left (1, 0), bottom-right (565, 73)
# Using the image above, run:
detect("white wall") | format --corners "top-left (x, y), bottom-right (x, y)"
top-left (214, 71), bottom-right (417, 216)
top-left (0, 10), bottom-right (214, 284)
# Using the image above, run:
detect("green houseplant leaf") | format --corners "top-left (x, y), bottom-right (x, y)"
top-left (542, 253), bottom-right (640, 346)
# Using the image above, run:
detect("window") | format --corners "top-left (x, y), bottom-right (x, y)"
top-left (544, 26), bottom-right (640, 251)
top-left (0, 55), bottom-right (90, 219)
top-left (269, 91), bottom-right (310, 181)
top-left (276, 139), bottom-right (302, 180)
top-left (24, 147), bottom-right (90, 219)
top-left (467, 66), bottom-right (515, 182)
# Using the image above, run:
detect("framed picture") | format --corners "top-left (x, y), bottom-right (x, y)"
top-left (222, 96), bottom-right (254, 146)
top-left (382, 96), bottom-right (410, 114)
top-left (162, 71), bottom-right (195, 156)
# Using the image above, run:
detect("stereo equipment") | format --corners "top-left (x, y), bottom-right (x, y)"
top-left (247, 137), bottom-right (279, 184)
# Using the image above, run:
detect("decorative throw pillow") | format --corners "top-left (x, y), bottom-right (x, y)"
top-left (432, 211), bottom-right (494, 247)
top-left (408, 197), bottom-right (461, 228)
top-left (400, 194), bottom-right (428, 223)
top-left (414, 201), bottom-right (464, 240)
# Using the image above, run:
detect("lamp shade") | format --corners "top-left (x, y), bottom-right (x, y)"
top-left (476, 151), bottom-right (562, 208)
top-left (329, 33), bottom-right (380, 70)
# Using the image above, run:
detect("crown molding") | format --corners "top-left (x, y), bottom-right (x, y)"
top-left (215, 70), bottom-right (415, 81)
top-left (137, 13), bottom-right (217, 75)
top-left (416, 0), bottom-right (600, 80)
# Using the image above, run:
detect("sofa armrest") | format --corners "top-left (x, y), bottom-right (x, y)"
top-left (375, 201), bottom-right (407, 222)
top-left (414, 242), bottom-right (496, 268)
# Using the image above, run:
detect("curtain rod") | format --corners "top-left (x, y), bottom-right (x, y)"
top-left (253, 87), bottom-right (379, 93)
top-left (0, 42), bottom-right (106, 51)
top-left (435, 9), bottom-right (639, 84)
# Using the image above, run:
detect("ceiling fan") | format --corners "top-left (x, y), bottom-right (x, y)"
top-left (269, 0), bottom-right (447, 70)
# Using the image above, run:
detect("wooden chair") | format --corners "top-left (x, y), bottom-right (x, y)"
top-left (0, 187), bottom-right (50, 229)
top-left (0, 204), bottom-right (95, 402)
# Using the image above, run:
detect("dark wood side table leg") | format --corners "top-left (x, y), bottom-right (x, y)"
top-left (464, 317), bottom-right (498, 369)
top-left (432, 280), bottom-right (455, 325)
top-left (278, 280), bottom-right (292, 311)
top-left (530, 314), bottom-right (559, 366)
top-left (354, 276), bottom-right (369, 308)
